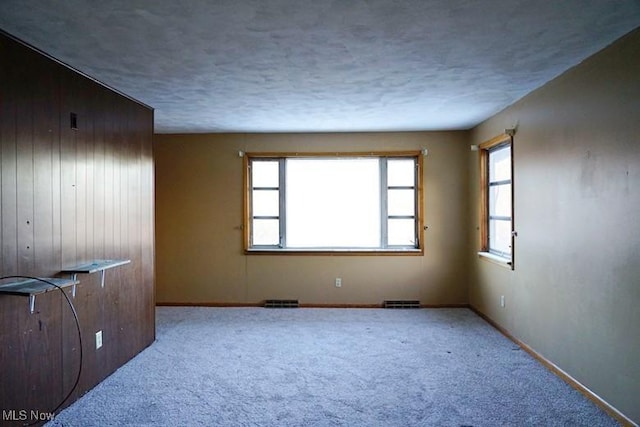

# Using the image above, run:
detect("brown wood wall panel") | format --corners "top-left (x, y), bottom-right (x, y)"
top-left (59, 67), bottom-right (78, 270)
top-left (0, 31), bottom-right (154, 425)
top-left (32, 56), bottom-right (59, 278)
top-left (1, 37), bottom-right (19, 274)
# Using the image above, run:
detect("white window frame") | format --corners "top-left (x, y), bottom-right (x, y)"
top-left (243, 152), bottom-right (424, 255)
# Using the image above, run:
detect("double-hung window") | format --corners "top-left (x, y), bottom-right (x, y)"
top-left (244, 152), bottom-right (423, 254)
top-left (479, 134), bottom-right (514, 267)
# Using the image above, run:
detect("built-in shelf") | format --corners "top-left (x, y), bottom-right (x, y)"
top-left (61, 259), bottom-right (131, 288)
top-left (0, 278), bottom-right (79, 314)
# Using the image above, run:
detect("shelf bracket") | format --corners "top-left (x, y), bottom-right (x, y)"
top-left (29, 294), bottom-right (36, 314)
top-left (100, 270), bottom-right (105, 288)
top-left (70, 273), bottom-right (78, 298)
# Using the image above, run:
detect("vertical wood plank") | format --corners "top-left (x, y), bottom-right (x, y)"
top-left (74, 78), bottom-right (90, 265)
top-left (59, 67), bottom-right (77, 270)
top-left (32, 49), bottom-right (60, 277)
top-left (140, 107), bottom-right (156, 345)
top-left (92, 87), bottom-right (106, 261)
top-left (0, 36), bottom-right (18, 277)
top-left (102, 92), bottom-right (120, 374)
top-left (15, 44), bottom-right (35, 276)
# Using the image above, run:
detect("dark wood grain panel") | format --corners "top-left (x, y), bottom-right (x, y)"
top-left (32, 50), bottom-right (61, 277)
top-left (102, 93), bottom-right (122, 375)
top-left (59, 66), bottom-right (78, 270)
top-left (142, 108), bottom-right (156, 345)
top-left (1, 36), bottom-right (19, 276)
top-left (0, 30), bottom-right (154, 422)
top-left (59, 286), bottom-right (82, 410)
top-left (62, 274), bottom-right (103, 401)
top-left (15, 43), bottom-right (36, 276)
top-left (0, 295), bottom-right (27, 418)
top-left (120, 100), bottom-right (141, 363)
top-left (139, 107), bottom-right (156, 347)
top-left (92, 86), bottom-right (107, 262)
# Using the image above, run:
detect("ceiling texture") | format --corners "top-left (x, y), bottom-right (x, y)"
top-left (1, 1), bottom-right (639, 133)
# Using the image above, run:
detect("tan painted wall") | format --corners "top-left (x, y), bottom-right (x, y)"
top-left (469, 28), bottom-right (640, 423)
top-left (155, 131), bottom-right (471, 306)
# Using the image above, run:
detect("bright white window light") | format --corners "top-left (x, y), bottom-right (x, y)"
top-left (286, 158), bottom-right (380, 248)
top-left (488, 144), bottom-right (512, 257)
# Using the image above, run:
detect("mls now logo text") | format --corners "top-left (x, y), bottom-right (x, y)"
top-left (2, 409), bottom-right (55, 422)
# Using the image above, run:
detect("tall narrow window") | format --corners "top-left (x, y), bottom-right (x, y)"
top-left (479, 134), bottom-right (514, 267)
top-left (244, 152), bottom-right (423, 254)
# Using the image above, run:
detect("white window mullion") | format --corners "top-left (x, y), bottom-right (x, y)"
top-left (279, 158), bottom-right (286, 248)
top-left (380, 158), bottom-right (388, 248)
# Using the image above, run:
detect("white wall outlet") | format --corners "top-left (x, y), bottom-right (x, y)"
top-left (335, 278), bottom-right (342, 288)
top-left (500, 295), bottom-right (505, 308)
top-left (95, 330), bottom-right (103, 349)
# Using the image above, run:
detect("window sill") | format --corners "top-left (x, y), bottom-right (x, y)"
top-left (478, 251), bottom-right (512, 269)
top-left (245, 248), bottom-right (424, 256)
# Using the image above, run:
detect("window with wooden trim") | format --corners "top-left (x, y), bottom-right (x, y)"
top-left (479, 134), bottom-right (514, 267)
top-left (244, 152), bottom-right (423, 254)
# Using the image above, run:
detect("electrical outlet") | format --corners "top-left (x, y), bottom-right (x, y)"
top-left (335, 278), bottom-right (342, 288)
top-left (95, 330), bottom-right (103, 349)
top-left (500, 295), bottom-right (505, 308)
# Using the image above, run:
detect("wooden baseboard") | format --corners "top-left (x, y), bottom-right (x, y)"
top-left (421, 303), bottom-right (470, 309)
top-left (300, 303), bottom-right (381, 308)
top-left (469, 305), bottom-right (637, 427)
top-left (156, 302), bottom-right (263, 307)
top-left (156, 302), bottom-right (470, 309)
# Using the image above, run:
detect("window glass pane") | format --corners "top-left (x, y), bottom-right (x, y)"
top-left (387, 159), bottom-right (415, 187)
top-left (489, 183), bottom-right (511, 217)
top-left (286, 158), bottom-right (380, 248)
top-left (489, 145), bottom-right (511, 182)
top-left (388, 218), bottom-right (416, 246)
top-left (489, 219), bottom-right (511, 256)
top-left (388, 189), bottom-right (415, 216)
top-left (252, 160), bottom-right (279, 188)
top-left (252, 219), bottom-right (279, 246)
top-left (252, 189), bottom-right (279, 217)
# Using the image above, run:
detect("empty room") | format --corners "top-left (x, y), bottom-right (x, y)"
top-left (1, 1), bottom-right (639, 426)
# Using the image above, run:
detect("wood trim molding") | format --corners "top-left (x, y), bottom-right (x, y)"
top-left (156, 302), bottom-right (469, 309)
top-left (469, 305), bottom-right (637, 427)
top-left (417, 151), bottom-right (426, 252)
top-left (243, 151), bottom-right (425, 255)
top-left (156, 302), bottom-right (264, 307)
top-left (245, 150), bottom-right (421, 158)
top-left (243, 249), bottom-right (424, 256)
top-left (242, 153), bottom-right (251, 251)
top-left (477, 133), bottom-right (515, 269)
top-left (478, 146), bottom-right (489, 251)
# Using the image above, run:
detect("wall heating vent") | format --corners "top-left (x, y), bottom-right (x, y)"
top-left (383, 300), bottom-right (421, 309)
top-left (264, 299), bottom-right (299, 308)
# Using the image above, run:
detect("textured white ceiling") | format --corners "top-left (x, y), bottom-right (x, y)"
top-left (1, 1), bottom-right (639, 133)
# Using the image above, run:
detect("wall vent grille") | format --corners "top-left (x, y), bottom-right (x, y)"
top-left (383, 300), bottom-right (420, 309)
top-left (264, 299), bottom-right (299, 308)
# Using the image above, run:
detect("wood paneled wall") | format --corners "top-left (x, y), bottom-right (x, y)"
top-left (0, 31), bottom-right (154, 424)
